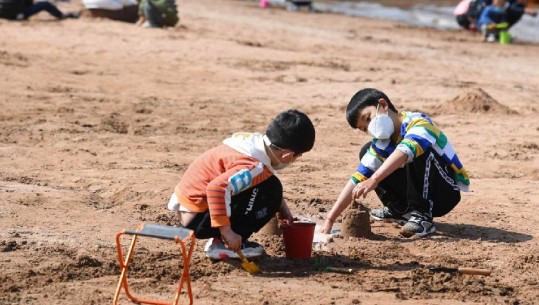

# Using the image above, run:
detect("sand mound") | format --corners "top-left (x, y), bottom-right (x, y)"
top-left (341, 201), bottom-right (371, 238)
top-left (435, 88), bottom-right (517, 115)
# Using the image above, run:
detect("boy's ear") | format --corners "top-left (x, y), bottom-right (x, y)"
top-left (282, 150), bottom-right (296, 160)
top-left (379, 98), bottom-right (393, 113)
top-left (378, 98), bottom-right (388, 109)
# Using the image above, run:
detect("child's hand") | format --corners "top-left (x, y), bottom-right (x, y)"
top-left (277, 199), bottom-right (294, 224)
top-left (219, 226), bottom-right (242, 252)
top-left (320, 218), bottom-right (333, 234)
top-left (352, 178), bottom-right (379, 200)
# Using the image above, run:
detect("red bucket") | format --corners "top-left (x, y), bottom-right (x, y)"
top-left (282, 222), bottom-right (316, 259)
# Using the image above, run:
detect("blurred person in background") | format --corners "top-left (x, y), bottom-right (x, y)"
top-left (0, 0), bottom-right (78, 21)
top-left (136, 0), bottom-right (178, 28)
top-left (81, 0), bottom-right (139, 23)
top-left (455, 0), bottom-right (536, 31)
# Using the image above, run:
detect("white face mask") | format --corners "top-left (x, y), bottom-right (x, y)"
top-left (272, 160), bottom-right (290, 171)
top-left (367, 104), bottom-right (394, 139)
top-left (263, 135), bottom-right (292, 171)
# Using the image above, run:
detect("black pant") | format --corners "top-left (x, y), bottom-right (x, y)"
top-left (185, 175), bottom-right (283, 240)
top-left (360, 142), bottom-right (461, 219)
top-left (506, 5), bottom-right (525, 29)
top-left (24, 2), bottom-right (63, 19)
top-left (456, 14), bottom-right (471, 29)
top-left (0, 0), bottom-right (26, 19)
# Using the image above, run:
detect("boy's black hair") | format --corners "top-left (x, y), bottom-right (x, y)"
top-left (265, 109), bottom-right (315, 155)
top-left (345, 88), bottom-right (398, 128)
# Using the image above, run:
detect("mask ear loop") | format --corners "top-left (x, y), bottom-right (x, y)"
top-left (376, 102), bottom-right (390, 116)
top-left (263, 135), bottom-right (284, 164)
top-left (263, 135), bottom-right (285, 151)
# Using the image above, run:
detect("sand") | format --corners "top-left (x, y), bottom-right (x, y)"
top-left (341, 202), bottom-right (372, 238)
top-left (1, 0), bottom-right (539, 304)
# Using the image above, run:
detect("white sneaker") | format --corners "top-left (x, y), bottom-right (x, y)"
top-left (486, 34), bottom-right (497, 43)
top-left (286, 2), bottom-right (299, 11)
top-left (204, 238), bottom-right (265, 260)
top-left (142, 20), bottom-right (158, 28)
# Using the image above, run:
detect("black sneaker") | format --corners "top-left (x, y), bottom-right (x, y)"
top-left (370, 206), bottom-right (409, 225)
top-left (400, 212), bottom-right (436, 238)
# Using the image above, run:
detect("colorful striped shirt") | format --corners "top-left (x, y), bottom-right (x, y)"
top-left (351, 112), bottom-right (470, 191)
top-left (175, 133), bottom-right (274, 227)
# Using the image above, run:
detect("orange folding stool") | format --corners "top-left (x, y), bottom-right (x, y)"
top-left (113, 223), bottom-right (196, 305)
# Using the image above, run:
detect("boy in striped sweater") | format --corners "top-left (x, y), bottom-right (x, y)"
top-left (322, 88), bottom-right (470, 237)
top-left (168, 110), bottom-right (315, 259)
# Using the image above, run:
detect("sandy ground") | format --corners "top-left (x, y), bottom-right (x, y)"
top-left (1, 0), bottom-right (539, 304)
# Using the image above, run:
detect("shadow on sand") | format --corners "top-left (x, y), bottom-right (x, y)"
top-left (367, 221), bottom-right (533, 243)
top-left (220, 254), bottom-right (367, 278)
top-left (435, 222), bottom-right (533, 243)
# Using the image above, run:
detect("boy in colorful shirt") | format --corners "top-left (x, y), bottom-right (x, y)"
top-left (168, 109), bottom-right (315, 259)
top-left (322, 88), bottom-right (469, 237)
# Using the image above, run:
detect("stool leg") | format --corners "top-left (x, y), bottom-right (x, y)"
top-left (173, 235), bottom-right (196, 305)
top-left (113, 226), bottom-right (196, 305)
top-left (113, 233), bottom-right (138, 305)
top-left (184, 235), bottom-right (196, 304)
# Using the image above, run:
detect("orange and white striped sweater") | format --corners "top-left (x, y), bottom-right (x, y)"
top-left (172, 133), bottom-right (275, 227)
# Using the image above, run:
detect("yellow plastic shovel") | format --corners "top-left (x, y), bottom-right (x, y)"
top-left (236, 250), bottom-right (261, 274)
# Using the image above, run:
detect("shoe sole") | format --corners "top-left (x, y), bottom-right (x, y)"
top-left (400, 226), bottom-right (436, 238)
top-left (370, 214), bottom-right (407, 226)
top-left (206, 253), bottom-right (265, 261)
